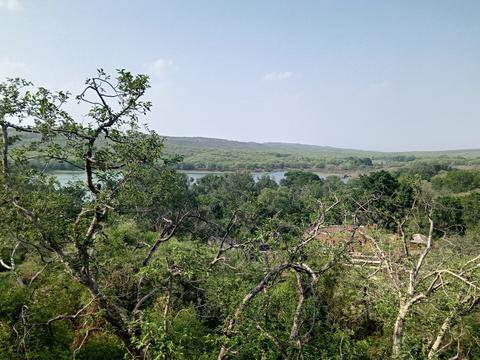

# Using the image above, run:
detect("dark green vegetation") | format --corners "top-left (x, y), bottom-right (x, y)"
top-left (0, 72), bottom-right (479, 359)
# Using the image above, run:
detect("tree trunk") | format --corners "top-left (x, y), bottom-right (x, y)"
top-left (428, 315), bottom-right (451, 359)
top-left (75, 273), bottom-right (145, 358)
top-left (392, 294), bottom-right (425, 358)
top-left (1, 122), bottom-right (8, 178)
top-left (392, 301), bottom-right (409, 358)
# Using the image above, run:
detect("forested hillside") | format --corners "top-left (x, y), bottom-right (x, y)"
top-left (1, 72), bottom-right (479, 360)
top-left (12, 130), bottom-right (480, 173)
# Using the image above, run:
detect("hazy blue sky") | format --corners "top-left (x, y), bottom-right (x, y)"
top-left (1, 0), bottom-right (479, 151)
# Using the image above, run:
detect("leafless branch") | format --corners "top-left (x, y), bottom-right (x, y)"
top-left (142, 211), bottom-right (190, 267)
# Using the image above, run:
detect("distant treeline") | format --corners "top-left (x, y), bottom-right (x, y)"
top-left (176, 153), bottom-right (379, 171)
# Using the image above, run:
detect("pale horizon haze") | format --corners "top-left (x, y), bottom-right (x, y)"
top-left (1, 0), bottom-right (479, 151)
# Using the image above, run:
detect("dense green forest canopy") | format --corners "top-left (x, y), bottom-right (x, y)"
top-left (0, 72), bottom-right (479, 359)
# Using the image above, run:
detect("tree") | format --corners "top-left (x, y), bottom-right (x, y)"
top-left (280, 170), bottom-right (322, 188)
top-left (433, 196), bottom-right (465, 235)
top-left (352, 171), bottom-right (416, 231)
top-left (0, 70), bottom-right (189, 358)
top-left (359, 199), bottom-right (479, 359)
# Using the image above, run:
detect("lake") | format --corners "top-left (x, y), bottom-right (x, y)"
top-left (51, 170), bottom-right (349, 186)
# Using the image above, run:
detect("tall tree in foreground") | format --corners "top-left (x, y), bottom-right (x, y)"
top-left (0, 70), bottom-right (190, 357)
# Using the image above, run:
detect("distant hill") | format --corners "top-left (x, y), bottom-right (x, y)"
top-left (162, 136), bottom-right (480, 172)
top-left (163, 136), bottom-right (377, 156)
top-left (8, 131), bottom-right (480, 172)
top-left (163, 136), bottom-right (480, 158)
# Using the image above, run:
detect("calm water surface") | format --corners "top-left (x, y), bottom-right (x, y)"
top-left (51, 170), bottom-right (347, 186)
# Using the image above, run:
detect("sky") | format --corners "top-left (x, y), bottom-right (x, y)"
top-left (1, 0), bottom-right (479, 151)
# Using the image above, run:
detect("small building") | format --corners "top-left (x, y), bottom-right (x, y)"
top-left (411, 233), bottom-right (428, 245)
